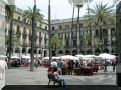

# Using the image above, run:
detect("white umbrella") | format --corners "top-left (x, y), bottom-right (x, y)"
top-left (60, 55), bottom-right (79, 60)
top-left (84, 54), bottom-right (96, 58)
top-left (0, 55), bottom-right (7, 58)
top-left (75, 54), bottom-right (84, 58)
top-left (52, 56), bottom-right (61, 60)
top-left (98, 53), bottom-right (116, 59)
top-left (11, 56), bottom-right (20, 59)
top-left (43, 57), bottom-right (49, 60)
top-left (21, 55), bottom-right (30, 59)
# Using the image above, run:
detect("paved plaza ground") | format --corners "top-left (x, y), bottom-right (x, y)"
top-left (3, 66), bottom-right (116, 85)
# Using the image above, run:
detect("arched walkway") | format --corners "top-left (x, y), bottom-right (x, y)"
top-left (65, 50), bottom-right (70, 55)
top-left (52, 50), bottom-right (55, 56)
top-left (28, 48), bottom-right (31, 53)
top-left (103, 48), bottom-right (109, 53)
top-left (38, 50), bottom-right (41, 54)
top-left (95, 49), bottom-right (100, 55)
top-left (58, 50), bottom-right (63, 54)
top-left (72, 50), bottom-right (77, 56)
top-left (44, 50), bottom-right (47, 57)
top-left (22, 48), bottom-right (26, 53)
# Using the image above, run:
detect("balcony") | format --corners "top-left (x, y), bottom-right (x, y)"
top-left (22, 43), bottom-right (27, 47)
top-left (16, 31), bottom-right (21, 37)
top-left (23, 32), bottom-right (27, 36)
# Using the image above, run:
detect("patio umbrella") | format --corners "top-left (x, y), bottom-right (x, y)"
top-left (98, 53), bottom-right (116, 59)
top-left (11, 56), bottom-right (20, 59)
top-left (60, 55), bottom-right (79, 60)
top-left (21, 55), bottom-right (30, 59)
top-left (75, 54), bottom-right (84, 58)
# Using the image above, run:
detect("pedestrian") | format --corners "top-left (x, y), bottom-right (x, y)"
top-left (112, 59), bottom-right (116, 72)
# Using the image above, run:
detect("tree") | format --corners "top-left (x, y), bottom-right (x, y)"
top-left (82, 32), bottom-right (101, 54)
top-left (68, 0), bottom-right (93, 54)
top-left (13, 33), bottom-right (21, 56)
top-left (23, 4), bottom-right (44, 71)
top-left (5, 0), bottom-right (15, 69)
top-left (89, 2), bottom-right (115, 52)
top-left (51, 35), bottom-right (62, 56)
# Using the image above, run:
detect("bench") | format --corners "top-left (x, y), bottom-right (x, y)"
top-left (47, 73), bottom-right (62, 86)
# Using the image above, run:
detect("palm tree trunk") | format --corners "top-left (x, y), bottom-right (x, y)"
top-left (100, 26), bottom-right (103, 53)
top-left (48, 0), bottom-right (52, 64)
top-left (70, 6), bottom-right (75, 55)
top-left (30, 4), bottom-right (36, 71)
top-left (8, 19), bottom-right (13, 69)
top-left (76, 6), bottom-right (80, 55)
top-left (87, 1), bottom-right (92, 54)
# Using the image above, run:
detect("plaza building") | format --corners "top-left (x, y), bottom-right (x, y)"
top-left (50, 18), bottom-right (116, 56)
top-left (5, 7), bottom-right (49, 58)
top-left (5, 6), bottom-right (116, 58)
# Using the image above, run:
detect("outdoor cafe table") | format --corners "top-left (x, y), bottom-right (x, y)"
top-left (74, 66), bottom-right (97, 75)
top-left (80, 66), bottom-right (97, 75)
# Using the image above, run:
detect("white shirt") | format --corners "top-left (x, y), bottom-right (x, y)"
top-left (51, 61), bottom-right (58, 67)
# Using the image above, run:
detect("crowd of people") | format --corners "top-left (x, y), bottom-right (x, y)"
top-left (48, 58), bottom-right (117, 75)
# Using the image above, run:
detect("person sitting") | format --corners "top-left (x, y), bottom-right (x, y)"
top-left (53, 67), bottom-right (67, 87)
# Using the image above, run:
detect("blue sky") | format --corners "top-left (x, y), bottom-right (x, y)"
top-left (14, 0), bottom-right (115, 20)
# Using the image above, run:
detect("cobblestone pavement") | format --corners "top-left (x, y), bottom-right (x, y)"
top-left (5, 66), bottom-right (116, 85)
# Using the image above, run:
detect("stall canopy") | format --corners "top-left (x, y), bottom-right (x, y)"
top-left (75, 54), bottom-right (84, 58)
top-left (60, 55), bottom-right (79, 60)
top-left (11, 56), bottom-right (20, 59)
top-left (21, 55), bottom-right (30, 59)
top-left (98, 53), bottom-right (116, 59)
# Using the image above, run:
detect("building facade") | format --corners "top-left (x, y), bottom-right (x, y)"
top-left (5, 7), bottom-right (49, 58)
top-left (5, 6), bottom-right (116, 58)
top-left (50, 18), bottom-right (116, 56)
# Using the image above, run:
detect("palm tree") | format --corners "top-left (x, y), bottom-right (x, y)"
top-left (5, 0), bottom-right (15, 69)
top-left (68, 0), bottom-right (93, 54)
top-left (23, 1), bottom-right (43, 71)
top-left (51, 35), bottom-right (62, 56)
top-left (13, 33), bottom-right (20, 56)
top-left (89, 2), bottom-right (115, 53)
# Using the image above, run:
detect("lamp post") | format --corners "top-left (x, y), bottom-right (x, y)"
top-left (48, 0), bottom-right (52, 64)
top-left (76, 4), bottom-right (83, 55)
top-left (30, 0), bottom-right (36, 71)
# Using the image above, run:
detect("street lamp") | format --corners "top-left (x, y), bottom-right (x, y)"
top-left (76, 4), bottom-right (83, 54)
top-left (48, 0), bottom-right (52, 64)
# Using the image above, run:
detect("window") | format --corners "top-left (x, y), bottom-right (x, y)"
top-left (59, 25), bottom-right (62, 29)
top-left (45, 26), bottom-right (47, 29)
top-left (65, 25), bottom-right (69, 29)
top-left (52, 27), bottom-right (55, 30)
top-left (95, 30), bottom-right (99, 36)
top-left (80, 31), bottom-right (83, 36)
top-left (18, 16), bottom-right (20, 20)
top-left (73, 40), bottom-right (76, 47)
top-left (111, 28), bottom-right (115, 35)
top-left (79, 24), bottom-right (83, 27)
top-left (103, 21), bottom-right (106, 24)
top-left (103, 38), bottom-right (108, 45)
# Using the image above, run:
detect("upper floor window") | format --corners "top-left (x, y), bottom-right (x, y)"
top-left (111, 28), bottom-right (115, 35)
top-left (79, 24), bottom-right (83, 27)
top-left (65, 25), bottom-right (69, 29)
top-left (52, 27), bottom-right (55, 30)
top-left (18, 16), bottom-right (20, 20)
top-left (45, 26), bottom-right (47, 29)
top-left (59, 25), bottom-right (62, 29)
top-left (103, 21), bottom-right (106, 24)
